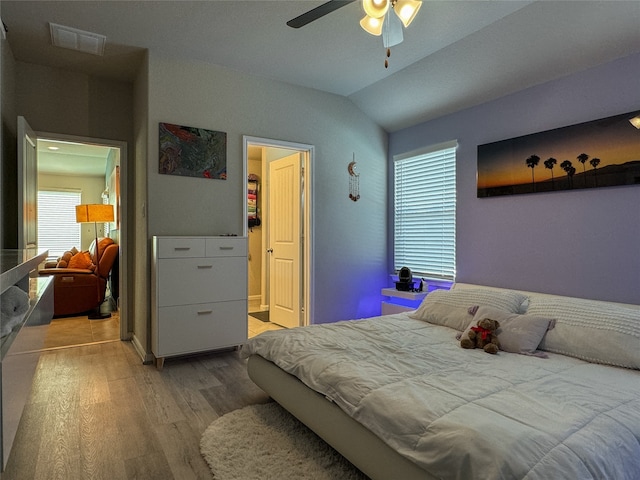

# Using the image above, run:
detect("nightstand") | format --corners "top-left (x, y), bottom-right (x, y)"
top-left (381, 288), bottom-right (428, 314)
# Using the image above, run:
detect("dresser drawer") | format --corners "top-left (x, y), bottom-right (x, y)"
top-left (156, 237), bottom-right (206, 258)
top-left (155, 300), bottom-right (247, 356)
top-left (205, 237), bottom-right (247, 257)
top-left (157, 257), bottom-right (246, 306)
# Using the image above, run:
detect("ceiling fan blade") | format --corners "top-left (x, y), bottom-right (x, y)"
top-left (287, 0), bottom-right (355, 29)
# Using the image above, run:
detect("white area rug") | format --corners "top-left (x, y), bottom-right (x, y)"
top-left (200, 402), bottom-right (369, 480)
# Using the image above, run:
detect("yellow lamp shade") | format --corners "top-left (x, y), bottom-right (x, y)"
top-left (76, 204), bottom-right (114, 223)
top-left (394, 0), bottom-right (422, 28)
top-left (360, 14), bottom-right (383, 36)
top-left (362, 0), bottom-right (389, 19)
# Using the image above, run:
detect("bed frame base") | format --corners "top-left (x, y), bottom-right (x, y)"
top-left (247, 354), bottom-right (435, 480)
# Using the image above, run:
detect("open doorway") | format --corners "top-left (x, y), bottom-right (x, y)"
top-left (34, 132), bottom-right (129, 347)
top-left (243, 136), bottom-right (313, 335)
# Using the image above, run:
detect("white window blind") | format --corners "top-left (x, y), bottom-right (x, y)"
top-left (37, 190), bottom-right (82, 257)
top-left (394, 141), bottom-right (457, 280)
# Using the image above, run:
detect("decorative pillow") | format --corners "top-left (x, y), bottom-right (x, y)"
top-left (528, 297), bottom-right (640, 370)
top-left (56, 250), bottom-right (74, 268)
top-left (409, 288), bottom-right (528, 331)
top-left (460, 305), bottom-right (555, 356)
top-left (68, 251), bottom-right (94, 269)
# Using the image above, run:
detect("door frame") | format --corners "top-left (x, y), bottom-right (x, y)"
top-left (243, 136), bottom-right (314, 327)
top-left (35, 130), bottom-right (130, 341)
top-left (17, 117), bottom-right (38, 249)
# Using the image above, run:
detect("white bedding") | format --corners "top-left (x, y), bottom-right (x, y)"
top-left (241, 313), bottom-right (640, 480)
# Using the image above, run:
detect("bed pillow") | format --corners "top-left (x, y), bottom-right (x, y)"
top-left (409, 288), bottom-right (528, 331)
top-left (527, 297), bottom-right (640, 370)
top-left (460, 305), bottom-right (555, 355)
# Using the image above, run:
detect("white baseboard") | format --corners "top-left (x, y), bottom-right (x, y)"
top-left (131, 334), bottom-right (154, 364)
top-left (248, 295), bottom-right (262, 311)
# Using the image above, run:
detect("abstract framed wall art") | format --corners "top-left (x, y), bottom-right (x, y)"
top-left (159, 122), bottom-right (227, 180)
top-left (477, 110), bottom-right (640, 197)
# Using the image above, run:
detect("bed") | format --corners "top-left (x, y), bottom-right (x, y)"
top-left (240, 283), bottom-right (640, 480)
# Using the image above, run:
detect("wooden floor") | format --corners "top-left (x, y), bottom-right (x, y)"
top-left (247, 314), bottom-right (283, 338)
top-left (3, 341), bottom-right (271, 480)
top-left (43, 310), bottom-right (280, 351)
top-left (43, 311), bottom-right (121, 349)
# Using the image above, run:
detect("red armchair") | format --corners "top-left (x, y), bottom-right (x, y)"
top-left (40, 238), bottom-right (119, 317)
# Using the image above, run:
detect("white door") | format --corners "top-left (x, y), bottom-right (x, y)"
top-left (268, 153), bottom-right (302, 329)
top-left (17, 116), bottom-right (38, 249)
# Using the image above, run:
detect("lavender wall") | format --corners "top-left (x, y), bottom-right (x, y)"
top-left (389, 53), bottom-right (640, 304)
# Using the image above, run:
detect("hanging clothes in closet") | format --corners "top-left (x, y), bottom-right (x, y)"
top-left (248, 174), bottom-right (261, 231)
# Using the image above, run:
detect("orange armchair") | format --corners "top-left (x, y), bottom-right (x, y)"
top-left (40, 239), bottom-right (119, 317)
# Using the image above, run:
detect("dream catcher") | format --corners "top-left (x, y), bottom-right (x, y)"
top-left (348, 155), bottom-right (360, 202)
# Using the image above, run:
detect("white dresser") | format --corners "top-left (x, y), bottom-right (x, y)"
top-left (151, 236), bottom-right (247, 367)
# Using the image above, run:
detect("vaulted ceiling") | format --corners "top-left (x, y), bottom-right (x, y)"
top-left (3, 1), bottom-right (640, 133)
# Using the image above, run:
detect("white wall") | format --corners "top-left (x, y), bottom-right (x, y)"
top-left (146, 56), bottom-right (389, 333)
top-left (390, 53), bottom-right (640, 304)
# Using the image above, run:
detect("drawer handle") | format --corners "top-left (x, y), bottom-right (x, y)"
top-left (219, 246), bottom-right (234, 250)
top-left (197, 265), bottom-right (213, 269)
top-left (174, 247), bottom-right (191, 251)
top-left (197, 310), bottom-right (213, 315)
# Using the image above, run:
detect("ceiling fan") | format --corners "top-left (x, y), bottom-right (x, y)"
top-left (287, 0), bottom-right (422, 67)
top-left (286, 1), bottom-right (355, 29)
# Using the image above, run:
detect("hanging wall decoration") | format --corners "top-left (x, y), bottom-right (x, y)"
top-left (159, 122), bottom-right (227, 180)
top-left (348, 154), bottom-right (360, 201)
top-left (247, 174), bottom-right (261, 231)
top-left (477, 110), bottom-right (640, 197)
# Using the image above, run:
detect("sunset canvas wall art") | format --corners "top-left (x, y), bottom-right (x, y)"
top-left (477, 111), bottom-right (640, 197)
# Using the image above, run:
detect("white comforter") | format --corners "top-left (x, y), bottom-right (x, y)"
top-left (241, 313), bottom-right (640, 480)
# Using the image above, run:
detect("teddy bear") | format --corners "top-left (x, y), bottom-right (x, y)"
top-left (460, 318), bottom-right (500, 354)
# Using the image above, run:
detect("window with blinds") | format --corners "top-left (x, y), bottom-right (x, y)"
top-left (37, 190), bottom-right (82, 257)
top-left (393, 141), bottom-right (457, 281)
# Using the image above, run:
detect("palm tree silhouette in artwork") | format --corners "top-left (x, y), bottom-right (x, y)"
top-left (577, 153), bottom-right (589, 186)
top-left (560, 160), bottom-right (575, 189)
top-left (567, 166), bottom-right (576, 188)
top-left (526, 154), bottom-right (540, 192)
top-left (544, 157), bottom-right (557, 190)
top-left (590, 157), bottom-right (601, 187)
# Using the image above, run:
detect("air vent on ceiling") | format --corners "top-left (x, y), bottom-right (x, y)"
top-left (49, 22), bottom-right (106, 56)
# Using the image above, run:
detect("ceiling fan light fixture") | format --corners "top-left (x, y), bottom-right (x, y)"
top-left (393, 0), bottom-right (422, 28)
top-left (359, 0), bottom-right (423, 68)
top-left (360, 15), bottom-right (383, 35)
top-left (362, 0), bottom-right (389, 19)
